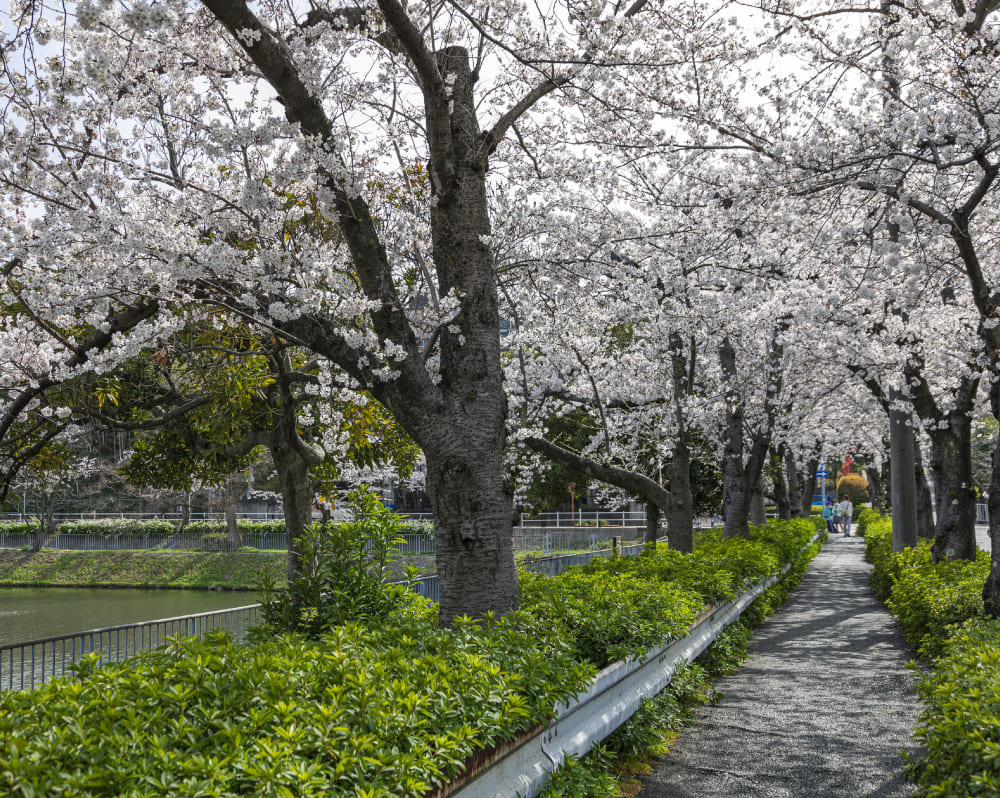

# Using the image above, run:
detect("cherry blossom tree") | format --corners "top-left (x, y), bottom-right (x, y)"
top-left (0, 0), bottom-right (715, 621)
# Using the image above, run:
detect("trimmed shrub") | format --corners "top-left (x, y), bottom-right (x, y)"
top-left (866, 511), bottom-right (1000, 796)
top-left (907, 619), bottom-right (1000, 797)
top-left (836, 473), bottom-right (869, 505)
top-left (0, 522), bottom-right (35, 536)
top-left (0, 605), bottom-right (592, 798)
top-left (855, 507), bottom-right (881, 537)
top-left (403, 520), bottom-right (435, 536)
top-left (58, 520), bottom-right (176, 536)
top-left (519, 567), bottom-right (704, 668)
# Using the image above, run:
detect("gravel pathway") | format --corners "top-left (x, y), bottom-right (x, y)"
top-left (639, 532), bottom-right (923, 798)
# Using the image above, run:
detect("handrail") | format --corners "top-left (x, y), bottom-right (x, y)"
top-left (0, 604), bottom-right (263, 654)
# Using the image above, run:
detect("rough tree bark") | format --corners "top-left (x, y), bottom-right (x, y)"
top-left (864, 465), bottom-right (884, 512)
top-left (889, 389), bottom-right (918, 552)
top-left (224, 476), bottom-right (241, 550)
top-left (984, 380), bottom-right (1000, 617)
top-left (782, 446), bottom-right (804, 518)
top-left (799, 453), bottom-right (820, 518)
top-left (664, 333), bottom-right (695, 552)
top-left (907, 364), bottom-right (979, 558)
top-left (914, 442), bottom-right (936, 540)
top-left (772, 448), bottom-right (792, 520)
top-left (749, 489), bottom-right (767, 525)
top-left (719, 332), bottom-right (782, 539)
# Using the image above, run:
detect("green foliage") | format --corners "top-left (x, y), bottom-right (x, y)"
top-left (0, 612), bottom-right (592, 798)
top-left (183, 521), bottom-right (285, 537)
top-left (866, 511), bottom-right (1000, 796)
top-left (257, 487), bottom-right (411, 636)
top-left (885, 547), bottom-right (989, 659)
top-left (0, 521), bottom-right (36, 536)
top-left (535, 748), bottom-right (619, 798)
top-left (518, 568), bottom-right (703, 668)
top-left (906, 619), bottom-right (1000, 797)
top-left (864, 517), bottom-right (897, 600)
top-left (402, 520), bottom-right (435, 536)
top-left (0, 518), bottom-right (820, 797)
top-left (58, 519), bottom-right (176, 536)
top-left (836, 472), bottom-right (869, 505)
top-left (697, 620), bottom-right (752, 676)
top-left (865, 513), bottom-right (989, 657)
top-left (855, 507), bottom-right (881, 537)
top-left (604, 663), bottom-right (716, 761)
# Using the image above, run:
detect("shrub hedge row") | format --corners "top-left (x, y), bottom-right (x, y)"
top-left (865, 516), bottom-right (1000, 796)
top-left (0, 519), bottom-right (821, 797)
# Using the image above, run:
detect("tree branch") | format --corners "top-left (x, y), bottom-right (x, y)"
top-left (524, 435), bottom-right (672, 512)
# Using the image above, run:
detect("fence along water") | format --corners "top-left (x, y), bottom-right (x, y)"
top-left (0, 604), bottom-right (263, 692)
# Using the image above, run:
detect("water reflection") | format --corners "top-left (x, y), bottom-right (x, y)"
top-left (0, 586), bottom-right (257, 647)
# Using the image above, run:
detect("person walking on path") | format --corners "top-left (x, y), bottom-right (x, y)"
top-left (837, 496), bottom-right (854, 536)
top-left (822, 498), bottom-right (837, 535)
top-left (640, 535), bottom-right (922, 798)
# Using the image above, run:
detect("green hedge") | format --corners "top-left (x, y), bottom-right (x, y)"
top-left (184, 521), bottom-right (286, 536)
top-left (865, 518), bottom-right (990, 657)
top-left (908, 619), bottom-right (1000, 797)
top-left (855, 507), bottom-right (881, 537)
top-left (0, 520), bottom-right (821, 797)
top-left (0, 522), bottom-right (35, 536)
top-left (58, 520), bottom-right (177, 536)
top-left (865, 514), bottom-right (1000, 796)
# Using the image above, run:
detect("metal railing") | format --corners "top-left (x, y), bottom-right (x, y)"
top-left (0, 530), bottom-right (641, 555)
top-left (1, 604), bottom-right (262, 692)
top-left (449, 538), bottom-right (817, 798)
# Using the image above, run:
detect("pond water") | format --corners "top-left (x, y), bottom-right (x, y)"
top-left (0, 587), bottom-right (259, 647)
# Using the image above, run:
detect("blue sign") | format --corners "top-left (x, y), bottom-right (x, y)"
top-left (816, 469), bottom-right (828, 478)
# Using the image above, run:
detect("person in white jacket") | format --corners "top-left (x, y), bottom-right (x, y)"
top-left (837, 497), bottom-right (854, 536)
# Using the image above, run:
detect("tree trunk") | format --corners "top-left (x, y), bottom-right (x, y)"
top-left (271, 438), bottom-right (314, 587)
top-left (665, 333), bottom-right (694, 552)
top-left (783, 447), bottom-right (803, 518)
top-left (929, 414), bottom-right (977, 561)
top-left (224, 475), bottom-right (240, 550)
top-left (889, 393), bottom-right (918, 551)
top-left (720, 340), bottom-right (751, 539)
top-left (664, 439), bottom-right (694, 553)
top-left (750, 489), bottom-right (767, 525)
top-left (983, 380), bottom-right (1000, 617)
top-left (914, 441), bottom-right (936, 540)
top-left (206, 11), bottom-right (522, 623)
top-left (180, 491), bottom-right (191, 532)
top-left (645, 500), bottom-right (659, 550)
top-left (799, 454), bottom-right (820, 518)
top-left (773, 449), bottom-right (792, 520)
top-left (864, 466), bottom-right (884, 512)
top-left (426, 446), bottom-right (517, 625)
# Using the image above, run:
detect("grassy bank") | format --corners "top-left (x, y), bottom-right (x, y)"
top-left (0, 551), bottom-right (282, 590)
